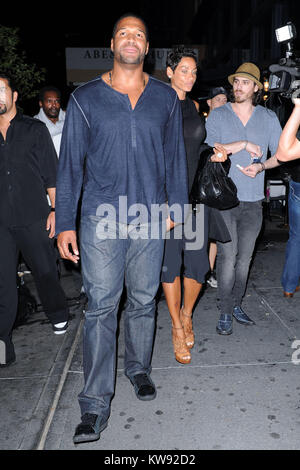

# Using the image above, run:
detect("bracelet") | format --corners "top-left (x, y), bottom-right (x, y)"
top-left (260, 162), bottom-right (265, 172)
top-left (244, 140), bottom-right (248, 150)
top-left (50, 207), bottom-right (55, 212)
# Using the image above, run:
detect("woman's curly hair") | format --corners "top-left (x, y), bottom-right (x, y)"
top-left (166, 46), bottom-right (197, 72)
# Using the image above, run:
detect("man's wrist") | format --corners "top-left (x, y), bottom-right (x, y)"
top-left (243, 140), bottom-right (248, 150)
top-left (50, 207), bottom-right (55, 212)
top-left (259, 162), bottom-right (265, 173)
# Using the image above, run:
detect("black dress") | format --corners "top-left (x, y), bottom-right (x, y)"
top-left (181, 97), bottom-right (206, 193)
top-left (161, 97), bottom-right (210, 284)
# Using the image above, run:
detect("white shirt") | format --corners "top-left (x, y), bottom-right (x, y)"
top-left (34, 108), bottom-right (65, 156)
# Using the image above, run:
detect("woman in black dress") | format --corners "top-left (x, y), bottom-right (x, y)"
top-left (161, 47), bottom-right (227, 364)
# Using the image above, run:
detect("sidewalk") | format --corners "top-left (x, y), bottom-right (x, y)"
top-left (1, 218), bottom-right (300, 451)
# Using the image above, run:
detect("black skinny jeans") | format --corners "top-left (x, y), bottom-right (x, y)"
top-left (216, 201), bottom-right (263, 315)
top-left (0, 219), bottom-right (69, 364)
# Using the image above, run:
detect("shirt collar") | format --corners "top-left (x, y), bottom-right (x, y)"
top-left (8, 108), bottom-right (23, 125)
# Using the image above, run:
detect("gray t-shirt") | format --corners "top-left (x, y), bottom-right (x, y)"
top-left (205, 102), bottom-right (282, 202)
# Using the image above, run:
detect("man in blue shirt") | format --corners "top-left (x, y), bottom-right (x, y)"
top-left (206, 62), bottom-right (282, 336)
top-left (55, 13), bottom-right (188, 444)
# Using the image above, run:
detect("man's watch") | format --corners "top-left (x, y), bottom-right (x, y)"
top-left (50, 208), bottom-right (55, 212)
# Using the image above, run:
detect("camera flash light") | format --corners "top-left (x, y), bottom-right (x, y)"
top-left (275, 23), bottom-right (296, 43)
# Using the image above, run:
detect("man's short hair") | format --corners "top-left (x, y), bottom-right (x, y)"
top-left (39, 86), bottom-right (61, 102)
top-left (166, 46), bottom-right (197, 72)
top-left (112, 12), bottom-right (149, 41)
top-left (0, 72), bottom-right (17, 93)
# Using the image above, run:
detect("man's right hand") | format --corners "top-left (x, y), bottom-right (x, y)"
top-left (57, 230), bottom-right (80, 263)
top-left (166, 215), bottom-right (176, 232)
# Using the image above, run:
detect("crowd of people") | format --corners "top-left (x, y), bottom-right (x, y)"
top-left (1, 12), bottom-right (300, 445)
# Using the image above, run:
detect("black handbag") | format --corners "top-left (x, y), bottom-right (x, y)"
top-left (190, 146), bottom-right (239, 210)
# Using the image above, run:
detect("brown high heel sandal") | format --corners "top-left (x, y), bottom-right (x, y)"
top-left (172, 326), bottom-right (191, 364)
top-left (180, 307), bottom-right (194, 349)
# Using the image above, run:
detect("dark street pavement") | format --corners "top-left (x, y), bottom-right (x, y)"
top-left (1, 213), bottom-right (300, 451)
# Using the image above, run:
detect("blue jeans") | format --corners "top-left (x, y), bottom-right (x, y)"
top-left (78, 216), bottom-right (165, 421)
top-left (216, 201), bottom-right (263, 314)
top-left (282, 180), bottom-right (300, 292)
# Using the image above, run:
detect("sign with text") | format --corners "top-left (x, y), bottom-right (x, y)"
top-left (66, 47), bottom-right (202, 85)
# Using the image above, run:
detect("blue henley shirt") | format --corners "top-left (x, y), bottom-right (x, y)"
top-left (55, 76), bottom-right (189, 234)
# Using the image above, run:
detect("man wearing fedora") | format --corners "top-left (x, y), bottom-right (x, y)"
top-left (205, 62), bottom-right (282, 335)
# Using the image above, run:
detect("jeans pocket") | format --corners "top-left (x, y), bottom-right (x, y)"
top-left (290, 185), bottom-right (300, 202)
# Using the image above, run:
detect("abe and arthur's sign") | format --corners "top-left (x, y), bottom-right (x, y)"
top-left (66, 47), bottom-right (201, 86)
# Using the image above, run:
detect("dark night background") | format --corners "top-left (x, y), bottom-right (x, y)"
top-left (3, 0), bottom-right (300, 117)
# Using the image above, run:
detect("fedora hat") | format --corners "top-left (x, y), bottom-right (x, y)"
top-left (228, 62), bottom-right (263, 89)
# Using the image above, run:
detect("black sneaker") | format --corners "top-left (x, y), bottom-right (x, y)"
top-left (130, 373), bottom-right (157, 401)
top-left (73, 413), bottom-right (108, 444)
top-left (52, 321), bottom-right (68, 335)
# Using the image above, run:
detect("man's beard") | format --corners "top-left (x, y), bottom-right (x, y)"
top-left (0, 104), bottom-right (7, 115)
top-left (117, 50), bottom-right (146, 65)
top-left (45, 108), bottom-right (59, 119)
top-left (234, 96), bottom-right (245, 103)
top-left (234, 91), bottom-right (254, 104)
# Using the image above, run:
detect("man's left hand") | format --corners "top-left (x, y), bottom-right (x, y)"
top-left (238, 163), bottom-right (261, 178)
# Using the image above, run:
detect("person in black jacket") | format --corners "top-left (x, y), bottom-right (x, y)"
top-left (0, 72), bottom-right (69, 367)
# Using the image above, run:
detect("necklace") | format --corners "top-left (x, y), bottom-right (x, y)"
top-left (108, 71), bottom-right (146, 90)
